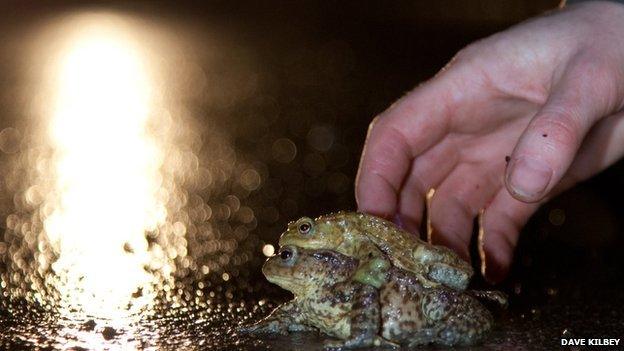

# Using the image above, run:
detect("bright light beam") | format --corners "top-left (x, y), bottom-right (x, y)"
top-left (44, 24), bottom-right (166, 320)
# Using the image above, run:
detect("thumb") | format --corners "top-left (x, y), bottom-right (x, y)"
top-left (505, 60), bottom-right (620, 202)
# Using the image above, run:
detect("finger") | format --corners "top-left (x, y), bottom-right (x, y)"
top-left (355, 76), bottom-right (454, 218)
top-left (428, 162), bottom-right (502, 261)
top-left (480, 188), bottom-right (540, 283)
top-left (396, 139), bottom-right (460, 234)
top-left (561, 110), bottom-right (624, 187)
top-left (482, 111), bottom-right (624, 283)
top-left (483, 118), bottom-right (617, 284)
top-left (505, 58), bottom-right (621, 202)
top-left (354, 54), bottom-right (497, 219)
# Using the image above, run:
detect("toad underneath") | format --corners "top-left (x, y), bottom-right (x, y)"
top-left (240, 246), bottom-right (505, 349)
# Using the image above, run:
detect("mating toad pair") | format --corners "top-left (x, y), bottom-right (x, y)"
top-left (240, 212), bottom-right (506, 349)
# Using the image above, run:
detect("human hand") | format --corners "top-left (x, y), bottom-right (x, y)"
top-left (356, 1), bottom-right (624, 282)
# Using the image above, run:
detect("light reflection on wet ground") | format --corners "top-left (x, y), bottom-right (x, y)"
top-left (1, 279), bottom-right (622, 350)
top-left (0, 1), bottom-right (623, 350)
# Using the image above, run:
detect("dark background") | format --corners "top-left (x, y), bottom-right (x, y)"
top-left (1, 1), bottom-right (623, 350)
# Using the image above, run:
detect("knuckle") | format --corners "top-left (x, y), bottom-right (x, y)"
top-left (431, 207), bottom-right (472, 248)
top-left (569, 56), bottom-right (620, 109)
top-left (450, 194), bottom-right (478, 219)
top-left (486, 227), bottom-right (515, 253)
top-left (483, 214), bottom-right (519, 254)
top-left (484, 228), bottom-right (515, 266)
top-left (574, 58), bottom-right (614, 88)
top-left (367, 117), bottom-right (413, 160)
top-left (366, 115), bottom-right (383, 136)
top-left (366, 113), bottom-right (401, 140)
top-left (494, 209), bottom-right (524, 235)
top-left (453, 42), bottom-right (483, 64)
top-left (451, 38), bottom-right (496, 69)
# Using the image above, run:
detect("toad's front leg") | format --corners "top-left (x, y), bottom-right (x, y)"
top-left (238, 300), bottom-right (316, 336)
top-left (352, 256), bottom-right (390, 288)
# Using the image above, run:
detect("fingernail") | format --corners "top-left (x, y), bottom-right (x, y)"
top-left (506, 156), bottom-right (553, 201)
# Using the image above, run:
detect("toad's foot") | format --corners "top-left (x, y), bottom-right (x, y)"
top-left (238, 300), bottom-right (314, 336)
top-left (413, 245), bottom-right (472, 290)
top-left (324, 336), bottom-right (398, 350)
top-left (469, 290), bottom-right (508, 309)
top-left (405, 328), bottom-right (439, 347)
top-left (427, 262), bottom-right (470, 291)
top-left (238, 318), bottom-right (316, 336)
top-left (238, 319), bottom-right (289, 336)
top-left (416, 272), bottom-right (442, 289)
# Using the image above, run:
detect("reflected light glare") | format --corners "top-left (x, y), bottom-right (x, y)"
top-left (262, 244), bottom-right (274, 257)
top-left (44, 25), bottom-right (164, 319)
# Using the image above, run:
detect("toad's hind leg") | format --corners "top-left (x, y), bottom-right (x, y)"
top-left (421, 290), bottom-right (493, 346)
top-left (324, 283), bottom-right (397, 350)
top-left (433, 312), bottom-right (492, 346)
top-left (405, 316), bottom-right (491, 348)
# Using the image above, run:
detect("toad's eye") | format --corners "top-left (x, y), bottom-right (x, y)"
top-left (280, 249), bottom-right (293, 260)
top-left (298, 222), bottom-right (311, 234)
